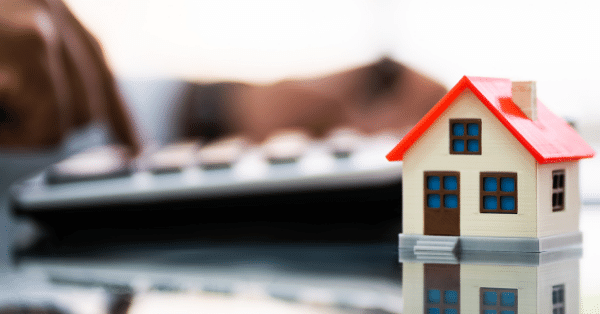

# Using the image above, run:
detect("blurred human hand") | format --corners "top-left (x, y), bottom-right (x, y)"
top-left (183, 58), bottom-right (447, 144)
top-left (1, 0), bottom-right (443, 151)
top-left (0, 0), bottom-right (139, 152)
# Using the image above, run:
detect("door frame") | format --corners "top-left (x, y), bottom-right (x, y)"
top-left (423, 171), bottom-right (460, 236)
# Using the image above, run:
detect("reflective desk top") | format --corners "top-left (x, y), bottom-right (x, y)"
top-left (0, 207), bottom-right (598, 313)
top-left (2, 132), bottom-right (600, 314)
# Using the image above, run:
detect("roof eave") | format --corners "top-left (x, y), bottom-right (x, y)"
top-left (386, 76), bottom-right (472, 161)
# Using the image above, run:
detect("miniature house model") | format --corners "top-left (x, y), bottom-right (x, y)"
top-left (387, 76), bottom-right (594, 253)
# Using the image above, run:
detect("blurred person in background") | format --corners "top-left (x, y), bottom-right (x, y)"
top-left (0, 0), bottom-right (446, 153)
top-left (0, 0), bottom-right (445, 268)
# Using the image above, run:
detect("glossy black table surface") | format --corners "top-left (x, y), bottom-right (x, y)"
top-left (0, 207), bottom-right (597, 313)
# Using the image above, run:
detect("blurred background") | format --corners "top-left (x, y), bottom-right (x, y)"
top-left (64, 0), bottom-right (600, 134)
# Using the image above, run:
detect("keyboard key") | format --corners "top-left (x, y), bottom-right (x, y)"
top-left (46, 145), bottom-right (131, 184)
top-left (263, 129), bottom-right (310, 164)
top-left (197, 136), bottom-right (248, 170)
top-left (147, 142), bottom-right (199, 174)
top-left (326, 127), bottom-right (363, 158)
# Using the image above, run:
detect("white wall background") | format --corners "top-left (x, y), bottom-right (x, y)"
top-left (64, 0), bottom-right (600, 139)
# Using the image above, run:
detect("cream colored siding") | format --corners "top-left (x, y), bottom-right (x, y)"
top-left (402, 262), bottom-right (424, 313)
top-left (536, 259), bottom-right (579, 314)
top-left (461, 264), bottom-right (537, 313)
top-left (403, 89), bottom-right (537, 237)
top-left (536, 162), bottom-right (580, 238)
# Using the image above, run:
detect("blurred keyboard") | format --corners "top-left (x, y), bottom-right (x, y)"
top-left (10, 129), bottom-right (403, 256)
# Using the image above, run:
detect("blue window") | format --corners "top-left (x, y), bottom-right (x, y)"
top-left (484, 196), bottom-right (497, 209)
top-left (500, 177), bottom-right (515, 192)
top-left (444, 195), bottom-right (458, 208)
top-left (444, 176), bottom-right (458, 190)
top-left (501, 292), bottom-right (516, 306)
top-left (428, 194), bottom-right (441, 208)
top-left (484, 311), bottom-right (497, 314)
top-left (481, 288), bottom-right (517, 314)
top-left (484, 291), bottom-right (497, 305)
top-left (467, 123), bottom-right (479, 136)
top-left (444, 290), bottom-right (458, 304)
top-left (483, 177), bottom-right (497, 191)
top-left (428, 176), bottom-right (441, 190)
top-left (452, 123), bottom-right (464, 136)
top-left (552, 170), bottom-right (566, 212)
top-left (425, 172), bottom-right (459, 211)
top-left (428, 289), bottom-right (441, 304)
top-left (481, 173), bottom-right (517, 214)
top-left (453, 140), bottom-right (465, 152)
top-left (553, 284), bottom-right (565, 304)
top-left (450, 119), bottom-right (481, 155)
top-left (553, 285), bottom-right (565, 313)
top-left (467, 139), bottom-right (479, 152)
top-left (426, 287), bottom-right (459, 314)
top-left (501, 196), bottom-right (515, 211)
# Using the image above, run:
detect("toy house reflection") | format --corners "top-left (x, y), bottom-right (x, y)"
top-left (402, 252), bottom-right (580, 314)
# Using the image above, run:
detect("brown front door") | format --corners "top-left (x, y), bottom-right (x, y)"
top-left (424, 171), bottom-right (460, 236)
top-left (424, 264), bottom-right (460, 314)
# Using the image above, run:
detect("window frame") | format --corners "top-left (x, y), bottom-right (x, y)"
top-left (552, 284), bottom-right (565, 314)
top-left (424, 264), bottom-right (460, 314)
top-left (480, 287), bottom-right (518, 314)
top-left (480, 172), bottom-right (518, 214)
top-left (424, 171), bottom-right (461, 211)
top-left (424, 171), bottom-right (461, 236)
top-left (449, 118), bottom-right (482, 155)
top-left (552, 170), bottom-right (565, 212)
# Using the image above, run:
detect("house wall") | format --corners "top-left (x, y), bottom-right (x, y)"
top-left (402, 89), bottom-right (538, 237)
top-left (401, 262), bottom-right (424, 313)
top-left (461, 264), bottom-right (538, 313)
top-left (537, 161), bottom-right (580, 238)
top-left (536, 258), bottom-right (579, 314)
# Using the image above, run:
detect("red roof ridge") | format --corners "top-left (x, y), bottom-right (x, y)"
top-left (386, 76), bottom-right (594, 164)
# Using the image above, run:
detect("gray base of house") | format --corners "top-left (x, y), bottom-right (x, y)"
top-left (399, 245), bottom-right (583, 266)
top-left (399, 231), bottom-right (582, 254)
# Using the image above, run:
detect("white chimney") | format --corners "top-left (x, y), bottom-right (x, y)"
top-left (511, 81), bottom-right (537, 120)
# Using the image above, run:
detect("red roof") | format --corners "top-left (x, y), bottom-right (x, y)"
top-left (387, 76), bottom-right (594, 164)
